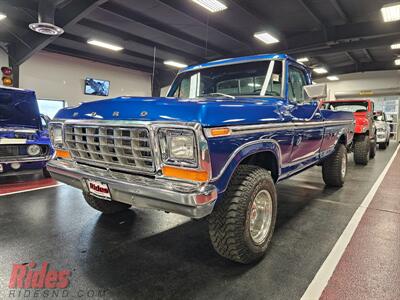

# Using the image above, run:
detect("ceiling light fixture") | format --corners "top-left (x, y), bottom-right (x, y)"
top-left (297, 57), bottom-right (309, 63)
top-left (327, 76), bottom-right (339, 81)
top-left (313, 67), bottom-right (328, 74)
top-left (395, 58), bottom-right (400, 65)
top-left (381, 2), bottom-right (400, 22)
top-left (164, 61), bottom-right (188, 69)
top-left (87, 40), bottom-right (123, 51)
top-left (0, 13), bottom-right (7, 21)
top-left (254, 32), bottom-right (279, 45)
top-left (192, 0), bottom-right (227, 13)
top-left (391, 43), bottom-right (400, 49)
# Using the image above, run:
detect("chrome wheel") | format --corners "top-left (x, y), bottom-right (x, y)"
top-left (341, 153), bottom-right (347, 179)
top-left (249, 190), bottom-right (273, 245)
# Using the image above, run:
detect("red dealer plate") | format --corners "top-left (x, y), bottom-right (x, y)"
top-left (86, 179), bottom-right (111, 200)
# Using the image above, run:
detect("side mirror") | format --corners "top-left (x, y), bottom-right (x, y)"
top-left (303, 83), bottom-right (327, 101)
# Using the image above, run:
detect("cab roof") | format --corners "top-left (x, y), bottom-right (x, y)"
top-left (179, 53), bottom-right (297, 74)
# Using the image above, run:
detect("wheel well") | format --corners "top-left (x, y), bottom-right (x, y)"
top-left (240, 151), bottom-right (279, 182)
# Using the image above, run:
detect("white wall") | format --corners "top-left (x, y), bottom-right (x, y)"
top-left (316, 70), bottom-right (400, 100)
top-left (20, 51), bottom-right (152, 106)
top-left (0, 50), bottom-right (8, 68)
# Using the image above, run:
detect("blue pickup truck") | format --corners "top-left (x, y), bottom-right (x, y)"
top-left (48, 54), bottom-right (354, 263)
top-left (0, 86), bottom-right (53, 177)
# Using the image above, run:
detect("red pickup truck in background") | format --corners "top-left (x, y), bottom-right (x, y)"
top-left (322, 99), bottom-right (376, 165)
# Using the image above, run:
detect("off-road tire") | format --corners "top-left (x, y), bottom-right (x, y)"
top-left (42, 167), bottom-right (52, 178)
top-left (379, 142), bottom-right (388, 150)
top-left (354, 135), bottom-right (370, 165)
top-left (208, 165), bottom-right (277, 264)
top-left (83, 193), bottom-right (131, 214)
top-left (322, 144), bottom-right (347, 187)
top-left (369, 140), bottom-right (376, 159)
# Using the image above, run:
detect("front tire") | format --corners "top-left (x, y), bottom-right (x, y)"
top-left (43, 167), bottom-right (52, 178)
top-left (354, 135), bottom-right (370, 165)
top-left (208, 165), bottom-right (277, 264)
top-left (379, 141), bottom-right (388, 150)
top-left (322, 143), bottom-right (347, 187)
top-left (83, 193), bottom-right (131, 214)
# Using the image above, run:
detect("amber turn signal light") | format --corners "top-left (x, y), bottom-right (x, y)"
top-left (56, 149), bottom-right (71, 159)
top-left (162, 166), bottom-right (209, 182)
top-left (210, 128), bottom-right (231, 137)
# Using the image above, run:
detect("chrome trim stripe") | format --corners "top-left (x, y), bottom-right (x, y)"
top-left (0, 155), bottom-right (51, 163)
top-left (205, 120), bottom-right (354, 138)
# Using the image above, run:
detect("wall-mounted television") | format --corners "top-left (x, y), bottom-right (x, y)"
top-left (84, 78), bottom-right (110, 96)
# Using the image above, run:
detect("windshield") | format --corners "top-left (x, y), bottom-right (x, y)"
top-left (323, 101), bottom-right (368, 113)
top-left (167, 60), bottom-right (283, 98)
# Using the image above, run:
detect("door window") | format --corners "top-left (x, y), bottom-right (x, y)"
top-left (288, 67), bottom-right (307, 102)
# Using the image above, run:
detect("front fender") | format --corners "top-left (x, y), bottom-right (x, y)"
top-left (210, 139), bottom-right (281, 194)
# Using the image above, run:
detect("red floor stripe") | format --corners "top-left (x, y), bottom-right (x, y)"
top-left (320, 149), bottom-right (400, 300)
top-left (0, 178), bottom-right (59, 195)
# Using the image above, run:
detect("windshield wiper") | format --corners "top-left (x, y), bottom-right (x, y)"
top-left (207, 93), bottom-right (236, 99)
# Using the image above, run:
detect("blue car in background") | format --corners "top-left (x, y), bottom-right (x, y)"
top-left (0, 86), bottom-right (54, 177)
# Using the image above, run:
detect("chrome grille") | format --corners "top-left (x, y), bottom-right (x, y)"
top-left (65, 124), bottom-right (155, 173)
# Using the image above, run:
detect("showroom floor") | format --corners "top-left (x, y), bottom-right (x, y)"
top-left (0, 145), bottom-right (398, 300)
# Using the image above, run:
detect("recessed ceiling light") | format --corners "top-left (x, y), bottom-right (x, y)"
top-left (0, 13), bottom-right (7, 21)
top-left (254, 32), bottom-right (279, 45)
top-left (192, 0), bottom-right (227, 13)
top-left (391, 43), bottom-right (400, 49)
top-left (327, 76), bottom-right (339, 81)
top-left (164, 61), bottom-right (188, 69)
top-left (381, 2), bottom-right (400, 22)
top-left (87, 40), bottom-right (123, 51)
top-left (313, 67), bottom-right (328, 74)
top-left (297, 57), bottom-right (309, 63)
top-left (395, 58), bottom-right (400, 65)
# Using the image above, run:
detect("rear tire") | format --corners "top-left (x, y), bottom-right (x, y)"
top-left (322, 144), bottom-right (347, 187)
top-left (83, 193), bottom-right (131, 214)
top-left (369, 140), bottom-right (376, 159)
top-left (379, 142), bottom-right (387, 150)
top-left (208, 165), bottom-right (277, 264)
top-left (354, 135), bottom-right (370, 165)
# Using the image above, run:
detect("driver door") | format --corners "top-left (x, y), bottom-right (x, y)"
top-left (288, 65), bottom-right (324, 163)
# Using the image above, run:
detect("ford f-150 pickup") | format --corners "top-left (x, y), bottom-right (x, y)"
top-left (48, 54), bottom-right (354, 263)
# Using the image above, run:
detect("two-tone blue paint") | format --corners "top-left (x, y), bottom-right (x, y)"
top-left (54, 53), bottom-right (354, 202)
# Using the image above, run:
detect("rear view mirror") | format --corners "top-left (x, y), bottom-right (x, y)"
top-left (303, 83), bottom-right (327, 100)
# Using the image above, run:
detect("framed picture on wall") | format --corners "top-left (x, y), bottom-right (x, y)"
top-left (84, 78), bottom-right (110, 96)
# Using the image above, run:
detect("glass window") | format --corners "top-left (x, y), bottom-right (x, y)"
top-left (168, 60), bottom-right (283, 98)
top-left (288, 67), bottom-right (307, 102)
top-left (37, 99), bottom-right (65, 119)
top-left (323, 101), bottom-right (369, 113)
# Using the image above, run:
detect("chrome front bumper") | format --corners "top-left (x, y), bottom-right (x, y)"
top-left (47, 160), bottom-right (218, 219)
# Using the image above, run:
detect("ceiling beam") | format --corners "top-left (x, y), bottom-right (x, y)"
top-left (296, 0), bottom-right (325, 29)
top-left (329, 0), bottom-right (349, 23)
top-left (10, 0), bottom-right (108, 66)
top-left (78, 19), bottom-right (204, 63)
top-left (99, 2), bottom-right (230, 56)
top-left (345, 51), bottom-right (358, 64)
top-left (315, 61), bottom-right (399, 77)
top-left (45, 44), bottom-right (155, 73)
top-left (363, 49), bottom-right (374, 62)
top-left (157, 0), bottom-right (253, 51)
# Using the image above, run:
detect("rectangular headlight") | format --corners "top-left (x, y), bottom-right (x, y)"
top-left (159, 128), bottom-right (197, 167)
top-left (49, 123), bottom-right (63, 148)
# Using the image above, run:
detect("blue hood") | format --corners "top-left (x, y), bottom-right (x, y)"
top-left (55, 96), bottom-right (286, 127)
top-left (0, 88), bottom-right (41, 129)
